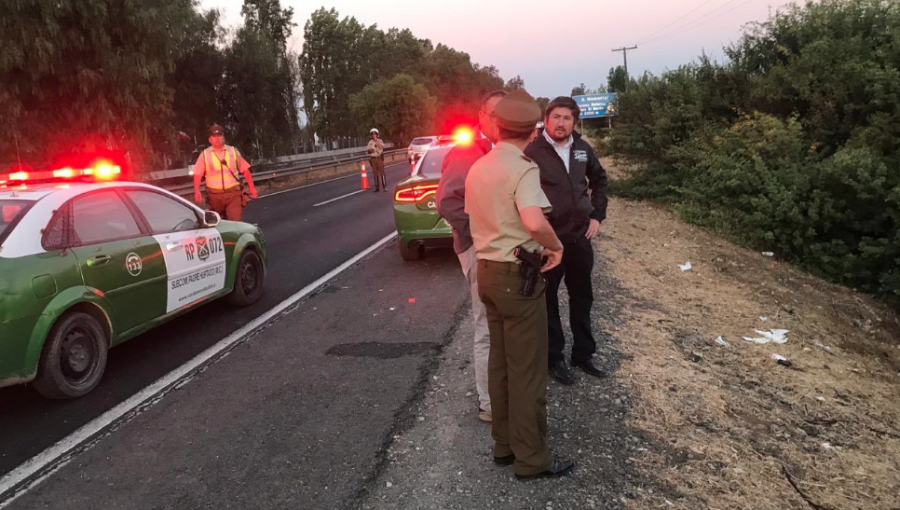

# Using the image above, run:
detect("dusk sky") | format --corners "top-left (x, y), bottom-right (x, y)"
top-left (201, 0), bottom-right (801, 98)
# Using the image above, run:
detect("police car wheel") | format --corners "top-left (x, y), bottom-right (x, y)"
top-left (228, 249), bottom-right (264, 306)
top-left (33, 312), bottom-right (108, 399)
top-left (399, 239), bottom-right (424, 262)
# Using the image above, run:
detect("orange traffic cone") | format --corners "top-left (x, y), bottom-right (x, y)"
top-left (360, 161), bottom-right (370, 190)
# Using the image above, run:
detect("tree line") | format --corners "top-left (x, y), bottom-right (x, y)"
top-left (607, 0), bottom-right (900, 304)
top-left (0, 1), bottom-right (524, 171)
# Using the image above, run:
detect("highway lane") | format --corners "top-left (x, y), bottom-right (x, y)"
top-left (0, 162), bottom-right (418, 477)
top-left (5, 240), bottom-right (469, 510)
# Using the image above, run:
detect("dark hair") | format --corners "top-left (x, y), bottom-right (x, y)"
top-left (498, 126), bottom-right (533, 141)
top-left (545, 96), bottom-right (581, 123)
top-left (480, 90), bottom-right (508, 111)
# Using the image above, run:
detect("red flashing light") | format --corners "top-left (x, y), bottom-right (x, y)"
top-left (453, 128), bottom-right (474, 145)
top-left (395, 184), bottom-right (439, 203)
top-left (1, 160), bottom-right (122, 184)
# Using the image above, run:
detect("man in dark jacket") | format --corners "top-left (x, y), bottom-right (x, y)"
top-left (525, 96), bottom-right (609, 385)
top-left (435, 90), bottom-right (507, 422)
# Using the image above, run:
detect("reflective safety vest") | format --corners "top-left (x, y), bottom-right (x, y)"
top-left (203, 145), bottom-right (241, 191)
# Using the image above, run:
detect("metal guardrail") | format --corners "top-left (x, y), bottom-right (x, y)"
top-left (162, 148), bottom-right (408, 196)
top-left (147, 143), bottom-right (396, 182)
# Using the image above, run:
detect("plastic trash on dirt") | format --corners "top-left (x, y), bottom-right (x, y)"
top-left (742, 329), bottom-right (789, 344)
top-left (679, 262), bottom-right (692, 272)
top-left (815, 342), bottom-right (833, 354)
top-left (762, 251), bottom-right (775, 257)
top-left (771, 353), bottom-right (793, 367)
top-left (715, 336), bottom-right (729, 347)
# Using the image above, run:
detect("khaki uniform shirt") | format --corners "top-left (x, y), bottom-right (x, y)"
top-left (193, 145), bottom-right (251, 191)
top-left (465, 141), bottom-right (552, 263)
top-left (367, 139), bottom-right (384, 157)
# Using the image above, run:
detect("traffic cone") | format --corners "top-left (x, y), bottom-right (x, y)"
top-left (360, 161), bottom-right (370, 190)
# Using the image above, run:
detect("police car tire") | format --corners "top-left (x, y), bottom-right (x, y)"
top-left (33, 312), bottom-right (108, 400)
top-left (228, 249), bottom-right (264, 306)
top-left (399, 239), bottom-right (424, 261)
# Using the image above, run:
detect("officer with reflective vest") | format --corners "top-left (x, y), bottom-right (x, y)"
top-left (367, 128), bottom-right (387, 192)
top-left (193, 124), bottom-right (258, 221)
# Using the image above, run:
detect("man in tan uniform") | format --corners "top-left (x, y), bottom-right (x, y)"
top-left (367, 128), bottom-right (387, 192)
top-left (193, 124), bottom-right (258, 221)
top-left (465, 90), bottom-right (574, 479)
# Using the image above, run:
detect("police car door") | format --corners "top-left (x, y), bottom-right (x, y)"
top-left (122, 189), bottom-right (226, 314)
top-left (67, 190), bottom-right (168, 335)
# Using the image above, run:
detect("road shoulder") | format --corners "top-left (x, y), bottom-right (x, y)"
top-left (357, 254), bottom-right (646, 510)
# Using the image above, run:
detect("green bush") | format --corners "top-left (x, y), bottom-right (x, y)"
top-left (610, 0), bottom-right (900, 303)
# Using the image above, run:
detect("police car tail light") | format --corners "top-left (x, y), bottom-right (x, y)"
top-left (395, 184), bottom-right (439, 203)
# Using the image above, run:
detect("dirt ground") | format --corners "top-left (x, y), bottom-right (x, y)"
top-left (599, 158), bottom-right (900, 510)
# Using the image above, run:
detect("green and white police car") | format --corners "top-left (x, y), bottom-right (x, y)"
top-left (0, 173), bottom-right (266, 399)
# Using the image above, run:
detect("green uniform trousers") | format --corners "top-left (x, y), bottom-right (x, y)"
top-left (477, 259), bottom-right (552, 476)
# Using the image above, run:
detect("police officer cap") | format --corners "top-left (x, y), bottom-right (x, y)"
top-left (209, 124), bottom-right (225, 136)
top-left (493, 91), bottom-right (541, 133)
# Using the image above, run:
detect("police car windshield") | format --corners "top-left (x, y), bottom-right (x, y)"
top-left (411, 138), bottom-right (434, 146)
top-left (416, 147), bottom-right (453, 179)
top-left (0, 199), bottom-right (34, 243)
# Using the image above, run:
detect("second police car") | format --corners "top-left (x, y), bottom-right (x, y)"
top-left (393, 130), bottom-right (475, 260)
top-left (0, 163), bottom-right (266, 399)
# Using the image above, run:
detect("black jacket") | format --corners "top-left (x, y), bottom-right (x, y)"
top-left (525, 130), bottom-right (608, 243)
top-left (435, 137), bottom-right (492, 254)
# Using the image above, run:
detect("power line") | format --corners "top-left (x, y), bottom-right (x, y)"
top-left (639, 0), bottom-right (743, 45)
top-left (635, 0), bottom-right (721, 46)
top-left (640, 0), bottom-right (757, 46)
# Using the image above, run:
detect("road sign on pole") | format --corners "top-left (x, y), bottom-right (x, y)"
top-left (573, 93), bottom-right (618, 119)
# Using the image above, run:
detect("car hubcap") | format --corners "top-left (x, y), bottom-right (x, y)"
top-left (241, 259), bottom-right (258, 294)
top-left (60, 328), bottom-right (96, 383)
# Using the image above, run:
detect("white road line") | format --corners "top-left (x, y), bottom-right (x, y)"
top-left (258, 161), bottom-right (407, 200)
top-left (0, 230), bottom-right (399, 507)
top-left (312, 189), bottom-right (366, 207)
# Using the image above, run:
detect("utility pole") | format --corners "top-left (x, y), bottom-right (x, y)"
top-left (611, 45), bottom-right (638, 91)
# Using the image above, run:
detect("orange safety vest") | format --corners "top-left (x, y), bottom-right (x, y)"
top-left (203, 145), bottom-right (241, 191)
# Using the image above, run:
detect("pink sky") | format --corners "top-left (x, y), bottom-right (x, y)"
top-left (202, 0), bottom-right (801, 98)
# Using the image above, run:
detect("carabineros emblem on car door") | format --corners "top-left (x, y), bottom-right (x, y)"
top-left (196, 236), bottom-right (210, 262)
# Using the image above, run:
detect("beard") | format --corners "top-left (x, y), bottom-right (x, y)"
top-left (548, 126), bottom-right (572, 142)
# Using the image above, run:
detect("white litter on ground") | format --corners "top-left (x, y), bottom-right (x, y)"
top-left (679, 262), bottom-right (692, 272)
top-left (742, 329), bottom-right (789, 344)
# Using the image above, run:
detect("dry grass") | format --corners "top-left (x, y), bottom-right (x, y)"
top-left (596, 158), bottom-right (900, 510)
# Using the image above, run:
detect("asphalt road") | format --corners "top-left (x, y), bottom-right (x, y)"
top-left (0, 161), bottom-right (452, 483)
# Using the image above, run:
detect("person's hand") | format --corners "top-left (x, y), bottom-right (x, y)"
top-left (540, 246), bottom-right (563, 272)
top-left (585, 219), bottom-right (601, 239)
top-left (194, 191), bottom-right (203, 204)
top-left (249, 188), bottom-right (259, 199)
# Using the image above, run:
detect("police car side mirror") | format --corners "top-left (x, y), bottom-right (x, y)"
top-left (203, 210), bottom-right (221, 227)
